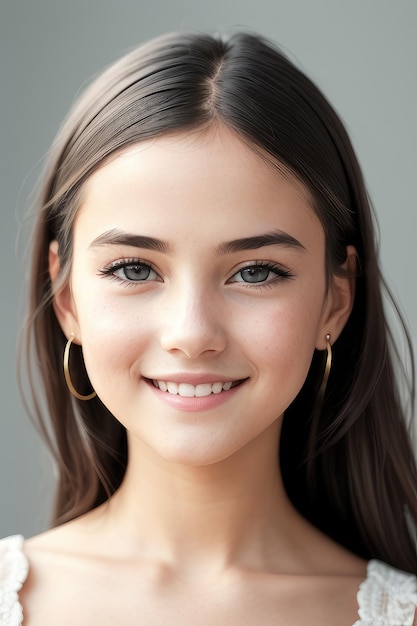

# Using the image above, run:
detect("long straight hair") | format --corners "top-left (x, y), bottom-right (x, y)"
top-left (21, 31), bottom-right (417, 572)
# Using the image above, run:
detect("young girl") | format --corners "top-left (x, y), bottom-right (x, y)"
top-left (1, 31), bottom-right (416, 625)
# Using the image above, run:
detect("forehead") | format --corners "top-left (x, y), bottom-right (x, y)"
top-left (75, 125), bottom-right (323, 252)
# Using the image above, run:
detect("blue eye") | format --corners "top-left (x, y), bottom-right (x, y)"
top-left (239, 266), bottom-right (271, 283)
top-left (99, 259), bottom-right (160, 284)
top-left (114, 263), bottom-right (157, 281)
top-left (230, 263), bottom-right (293, 285)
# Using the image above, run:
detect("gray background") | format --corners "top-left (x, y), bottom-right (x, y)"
top-left (1, 0), bottom-right (416, 539)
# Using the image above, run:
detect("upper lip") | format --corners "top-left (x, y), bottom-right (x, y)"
top-left (144, 373), bottom-right (246, 385)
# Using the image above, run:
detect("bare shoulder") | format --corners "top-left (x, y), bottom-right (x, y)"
top-left (20, 510), bottom-right (121, 625)
top-left (24, 505), bottom-right (109, 556)
top-left (19, 516), bottom-right (356, 624)
top-left (17, 513), bottom-right (374, 626)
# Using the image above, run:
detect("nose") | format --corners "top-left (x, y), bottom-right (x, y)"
top-left (159, 285), bottom-right (227, 359)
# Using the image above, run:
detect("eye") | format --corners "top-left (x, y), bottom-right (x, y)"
top-left (98, 259), bottom-right (160, 284)
top-left (115, 263), bottom-right (157, 282)
top-left (238, 266), bottom-right (271, 283)
top-left (229, 262), bottom-right (293, 285)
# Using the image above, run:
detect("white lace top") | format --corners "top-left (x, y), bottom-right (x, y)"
top-left (1, 535), bottom-right (417, 625)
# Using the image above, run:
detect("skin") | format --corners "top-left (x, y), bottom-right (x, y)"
top-left (21, 124), bottom-right (371, 625)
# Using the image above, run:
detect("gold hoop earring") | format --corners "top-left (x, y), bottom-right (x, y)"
top-left (317, 333), bottom-right (332, 402)
top-left (63, 334), bottom-right (97, 401)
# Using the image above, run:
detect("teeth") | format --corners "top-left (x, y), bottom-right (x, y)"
top-left (212, 382), bottom-right (223, 394)
top-left (178, 383), bottom-right (195, 397)
top-left (167, 381), bottom-right (178, 394)
top-left (195, 383), bottom-right (212, 397)
top-left (152, 380), bottom-right (237, 397)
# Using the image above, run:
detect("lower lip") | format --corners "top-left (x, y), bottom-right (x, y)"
top-left (144, 379), bottom-right (244, 412)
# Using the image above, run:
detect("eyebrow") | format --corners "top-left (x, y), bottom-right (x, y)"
top-left (89, 228), bottom-right (305, 255)
top-left (216, 230), bottom-right (306, 255)
top-left (89, 229), bottom-right (170, 253)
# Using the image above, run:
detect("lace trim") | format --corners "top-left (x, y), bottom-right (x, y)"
top-left (354, 559), bottom-right (417, 625)
top-left (0, 535), bottom-right (29, 626)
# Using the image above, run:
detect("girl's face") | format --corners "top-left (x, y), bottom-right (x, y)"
top-left (53, 125), bottom-right (353, 466)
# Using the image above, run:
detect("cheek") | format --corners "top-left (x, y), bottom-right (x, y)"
top-left (239, 294), bottom-right (324, 389)
top-left (73, 292), bottom-right (151, 388)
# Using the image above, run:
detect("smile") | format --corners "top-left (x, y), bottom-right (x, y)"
top-left (151, 380), bottom-right (241, 397)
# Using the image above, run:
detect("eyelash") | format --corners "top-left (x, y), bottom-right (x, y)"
top-left (98, 258), bottom-right (294, 289)
top-left (228, 261), bottom-right (294, 290)
top-left (98, 258), bottom-right (161, 287)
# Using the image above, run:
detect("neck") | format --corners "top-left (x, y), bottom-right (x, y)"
top-left (101, 419), bottom-right (307, 578)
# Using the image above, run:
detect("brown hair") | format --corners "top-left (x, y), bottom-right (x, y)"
top-left (21, 31), bottom-right (417, 572)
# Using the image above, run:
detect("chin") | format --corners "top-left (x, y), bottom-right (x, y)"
top-left (139, 433), bottom-right (247, 468)
top-left (159, 445), bottom-right (238, 467)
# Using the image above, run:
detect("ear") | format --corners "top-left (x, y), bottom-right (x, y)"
top-left (316, 245), bottom-right (357, 350)
top-left (49, 240), bottom-right (81, 341)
